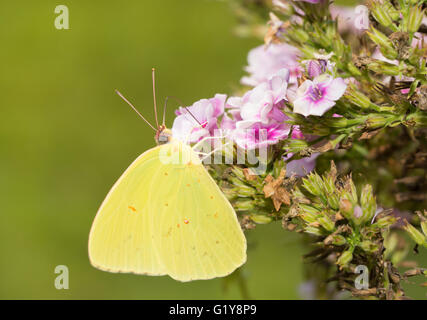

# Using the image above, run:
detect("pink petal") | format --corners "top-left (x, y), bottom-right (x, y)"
top-left (293, 96), bottom-right (313, 117)
top-left (309, 98), bottom-right (336, 116)
top-left (323, 78), bottom-right (347, 101)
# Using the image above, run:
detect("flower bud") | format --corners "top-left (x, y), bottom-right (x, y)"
top-left (234, 199), bottom-right (254, 211)
top-left (326, 194), bottom-right (340, 211)
top-left (272, 159), bottom-right (286, 177)
top-left (237, 185), bottom-right (256, 197)
top-left (406, 6), bottom-right (424, 33)
top-left (337, 250), bottom-right (353, 267)
top-left (359, 240), bottom-right (379, 253)
top-left (288, 28), bottom-right (309, 44)
top-left (358, 184), bottom-right (377, 225)
top-left (339, 198), bottom-right (354, 221)
top-left (345, 85), bottom-right (380, 110)
top-left (403, 220), bottom-right (427, 246)
top-left (367, 60), bottom-right (400, 75)
top-left (286, 139), bottom-right (309, 153)
top-left (250, 214), bottom-right (272, 224)
top-left (331, 235), bottom-right (347, 246)
top-left (300, 211), bottom-right (318, 224)
top-left (384, 232), bottom-right (398, 252)
top-left (324, 234), bottom-right (346, 245)
top-left (373, 215), bottom-right (397, 228)
top-left (306, 60), bottom-right (323, 78)
top-left (222, 187), bottom-right (238, 200)
top-left (299, 203), bottom-right (321, 215)
top-left (317, 214), bottom-right (335, 232)
top-left (302, 174), bottom-right (323, 196)
top-left (229, 177), bottom-right (247, 188)
top-left (305, 226), bottom-right (323, 236)
top-left (347, 62), bottom-right (362, 77)
top-left (369, 1), bottom-right (397, 30)
top-left (308, 172), bottom-right (326, 197)
top-left (231, 166), bottom-right (246, 181)
top-left (367, 27), bottom-right (398, 60)
top-left (323, 116), bottom-right (349, 129)
top-left (365, 115), bottom-right (389, 129)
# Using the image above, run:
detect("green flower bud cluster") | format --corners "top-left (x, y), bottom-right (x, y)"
top-left (216, 162), bottom-right (292, 225)
top-left (279, 0), bottom-right (427, 149)
top-left (226, 0), bottom-right (427, 299)
top-left (291, 162), bottom-right (398, 269)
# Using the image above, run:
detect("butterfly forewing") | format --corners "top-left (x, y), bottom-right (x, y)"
top-left (88, 146), bottom-right (166, 275)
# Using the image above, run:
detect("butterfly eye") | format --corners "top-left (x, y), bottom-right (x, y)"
top-left (158, 135), bottom-right (168, 142)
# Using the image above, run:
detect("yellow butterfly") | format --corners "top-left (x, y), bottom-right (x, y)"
top-left (88, 69), bottom-right (247, 281)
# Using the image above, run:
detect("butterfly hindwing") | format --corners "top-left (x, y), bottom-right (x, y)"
top-left (150, 142), bottom-right (247, 281)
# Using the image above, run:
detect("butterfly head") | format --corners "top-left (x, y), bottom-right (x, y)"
top-left (155, 126), bottom-right (173, 145)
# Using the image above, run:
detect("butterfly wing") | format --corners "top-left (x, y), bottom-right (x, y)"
top-left (150, 142), bottom-right (247, 281)
top-left (89, 141), bottom-right (247, 281)
top-left (88, 146), bottom-right (166, 275)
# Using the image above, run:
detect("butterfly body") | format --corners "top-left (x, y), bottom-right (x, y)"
top-left (89, 134), bottom-right (247, 281)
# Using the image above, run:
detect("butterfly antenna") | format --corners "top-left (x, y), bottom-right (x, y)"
top-left (184, 107), bottom-right (204, 127)
top-left (115, 90), bottom-right (156, 131)
top-left (165, 95), bottom-right (204, 127)
top-left (152, 68), bottom-right (159, 128)
top-left (162, 97), bottom-right (168, 126)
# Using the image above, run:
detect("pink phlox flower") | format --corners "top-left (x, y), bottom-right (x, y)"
top-left (293, 75), bottom-right (347, 117)
top-left (227, 69), bottom-right (291, 149)
top-left (233, 121), bottom-right (290, 150)
top-left (231, 68), bottom-right (289, 125)
top-left (241, 44), bottom-right (302, 86)
top-left (171, 94), bottom-right (226, 143)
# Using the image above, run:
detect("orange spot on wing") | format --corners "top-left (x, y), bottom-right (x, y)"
top-left (128, 206), bottom-right (137, 212)
top-left (186, 184), bottom-right (190, 187)
top-left (184, 219), bottom-right (189, 224)
top-left (166, 227), bottom-right (172, 237)
top-left (177, 224), bottom-right (180, 228)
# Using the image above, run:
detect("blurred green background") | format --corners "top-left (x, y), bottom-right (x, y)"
top-left (0, 0), bottom-right (425, 300)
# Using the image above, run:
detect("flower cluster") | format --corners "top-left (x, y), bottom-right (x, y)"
top-left (171, 69), bottom-right (292, 150)
top-left (172, 38), bottom-right (347, 160)
top-left (171, 0), bottom-right (427, 299)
